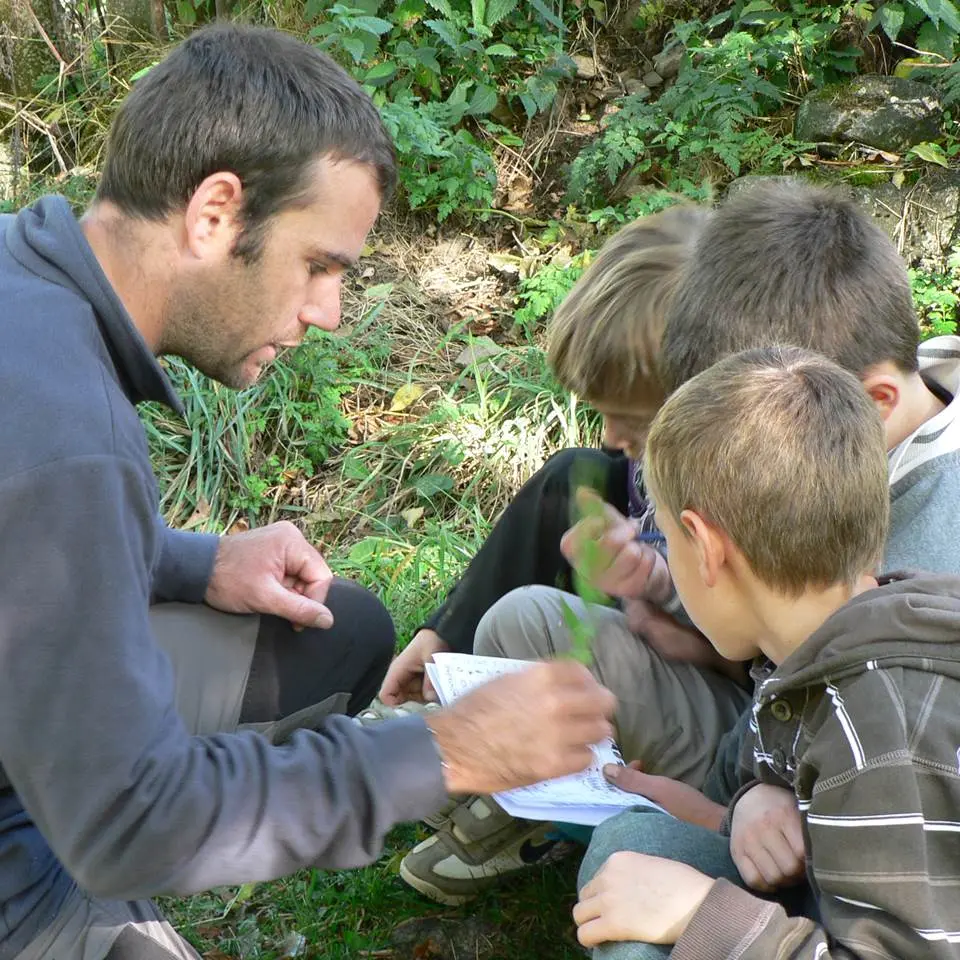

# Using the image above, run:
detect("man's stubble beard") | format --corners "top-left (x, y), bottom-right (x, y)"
top-left (159, 262), bottom-right (264, 390)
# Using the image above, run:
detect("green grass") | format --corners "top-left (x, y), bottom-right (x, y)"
top-left (162, 828), bottom-right (585, 959)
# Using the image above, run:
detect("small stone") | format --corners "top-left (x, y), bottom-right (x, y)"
top-left (795, 74), bottom-right (943, 153)
top-left (653, 44), bottom-right (684, 80)
top-left (598, 84), bottom-right (623, 101)
top-left (623, 80), bottom-right (651, 99)
top-left (456, 336), bottom-right (504, 369)
top-left (642, 70), bottom-right (663, 88)
top-left (572, 53), bottom-right (598, 79)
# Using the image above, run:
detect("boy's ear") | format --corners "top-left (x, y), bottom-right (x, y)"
top-left (861, 368), bottom-right (901, 422)
top-left (679, 509), bottom-right (726, 588)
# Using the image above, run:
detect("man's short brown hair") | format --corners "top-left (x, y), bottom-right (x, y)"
top-left (96, 24), bottom-right (396, 263)
top-left (548, 204), bottom-right (710, 408)
top-left (660, 180), bottom-right (920, 394)
top-left (645, 346), bottom-right (889, 594)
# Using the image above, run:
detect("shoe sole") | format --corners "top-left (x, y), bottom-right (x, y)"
top-left (398, 860), bottom-right (478, 906)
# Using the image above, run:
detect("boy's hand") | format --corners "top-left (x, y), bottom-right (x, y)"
top-left (603, 762), bottom-right (726, 831)
top-left (730, 783), bottom-right (806, 892)
top-left (380, 629), bottom-right (448, 705)
top-left (561, 489), bottom-right (672, 604)
top-left (574, 851), bottom-right (714, 947)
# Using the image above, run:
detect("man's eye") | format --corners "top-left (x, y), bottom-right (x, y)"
top-left (308, 260), bottom-right (329, 276)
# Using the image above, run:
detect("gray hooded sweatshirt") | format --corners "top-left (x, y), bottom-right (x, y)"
top-left (0, 196), bottom-right (447, 959)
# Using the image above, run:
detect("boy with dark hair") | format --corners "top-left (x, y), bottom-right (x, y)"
top-left (575, 345), bottom-right (960, 960)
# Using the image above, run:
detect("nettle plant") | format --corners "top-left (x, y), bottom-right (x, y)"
top-left (568, 0), bottom-right (960, 206)
top-left (307, 0), bottom-right (575, 218)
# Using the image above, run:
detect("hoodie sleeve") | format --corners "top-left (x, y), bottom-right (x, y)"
top-left (0, 455), bottom-right (448, 900)
top-left (674, 674), bottom-right (960, 960)
top-left (152, 519), bottom-right (219, 603)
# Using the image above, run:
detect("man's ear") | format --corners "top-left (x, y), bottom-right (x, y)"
top-left (182, 172), bottom-right (244, 261)
top-left (861, 367), bottom-right (901, 422)
top-left (679, 509), bottom-right (726, 588)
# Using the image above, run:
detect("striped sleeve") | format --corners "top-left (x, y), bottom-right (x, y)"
top-left (674, 669), bottom-right (960, 959)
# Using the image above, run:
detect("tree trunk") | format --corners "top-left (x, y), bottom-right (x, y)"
top-left (0, 0), bottom-right (67, 200)
top-left (104, 0), bottom-right (164, 43)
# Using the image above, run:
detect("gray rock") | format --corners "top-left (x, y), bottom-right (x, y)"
top-left (623, 79), bottom-right (651, 99)
top-left (653, 44), bottom-right (684, 80)
top-left (456, 335), bottom-right (504, 368)
top-left (572, 53), bottom-right (598, 80)
top-left (795, 75), bottom-right (943, 153)
top-left (643, 70), bottom-right (664, 88)
top-left (725, 172), bottom-right (960, 272)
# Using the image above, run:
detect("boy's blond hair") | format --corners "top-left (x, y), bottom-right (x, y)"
top-left (645, 346), bottom-right (889, 594)
top-left (548, 205), bottom-right (710, 408)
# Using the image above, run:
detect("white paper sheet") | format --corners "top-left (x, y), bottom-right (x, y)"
top-left (427, 653), bottom-right (667, 826)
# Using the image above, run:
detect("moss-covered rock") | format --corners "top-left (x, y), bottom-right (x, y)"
top-left (795, 75), bottom-right (943, 153)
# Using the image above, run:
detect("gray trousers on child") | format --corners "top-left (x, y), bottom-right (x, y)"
top-left (474, 585), bottom-right (751, 785)
top-left (578, 809), bottom-right (744, 960)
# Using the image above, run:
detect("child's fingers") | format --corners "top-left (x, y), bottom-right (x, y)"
top-left (575, 917), bottom-right (611, 949)
top-left (572, 892), bottom-right (602, 927)
top-left (739, 853), bottom-right (775, 892)
top-left (749, 845), bottom-right (785, 890)
top-left (765, 832), bottom-right (804, 880)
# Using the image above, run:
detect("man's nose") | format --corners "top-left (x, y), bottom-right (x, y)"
top-left (299, 283), bottom-right (342, 332)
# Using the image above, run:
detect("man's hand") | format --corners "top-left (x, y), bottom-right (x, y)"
top-left (204, 521), bottom-right (334, 629)
top-left (380, 629), bottom-right (448, 705)
top-left (560, 489), bottom-right (671, 604)
top-left (730, 783), bottom-right (806, 892)
top-left (574, 851), bottom-right (714, 948)
top-left (426, 660), bottom-right (616, 795)
top-left (603, 762), bottom-right (726, 831)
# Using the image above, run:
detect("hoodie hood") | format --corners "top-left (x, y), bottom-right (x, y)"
top-left (761, 574), bottom-right (960, 699)
top-left (4, 195), bottom-right (181, 412)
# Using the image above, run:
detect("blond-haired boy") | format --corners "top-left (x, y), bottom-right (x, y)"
top-left (575, 345), bottom-right (960, 960)
top-left (391, 204), bottom-right (729, 902)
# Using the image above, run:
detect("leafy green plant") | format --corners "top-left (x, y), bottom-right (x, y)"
top-left (569, 22), bottom-right (808, 203)
top-left (911, 262), bottom-right (960, 336)
top-left (513, 253), bottom-right (589, 331)
top-left (869, 0), bottom-right (960, 61)
top-left (379, 94), bottom-right (498, 218)
top-left (302, 0), bottom-right (576, 217)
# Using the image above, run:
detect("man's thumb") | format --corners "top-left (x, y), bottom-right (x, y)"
top-left (269, 581), bottom-right (334, 629)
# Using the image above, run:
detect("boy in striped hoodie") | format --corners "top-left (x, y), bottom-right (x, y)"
top-left (575, 345), bottom-right (960, 959)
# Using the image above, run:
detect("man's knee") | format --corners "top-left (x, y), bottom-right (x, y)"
top-left (105, 926), bottom-right (198, 960)
top-left (327, 577), bottom-right (396, 668)
top-left (473, 585), bottom-right (564, 658)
